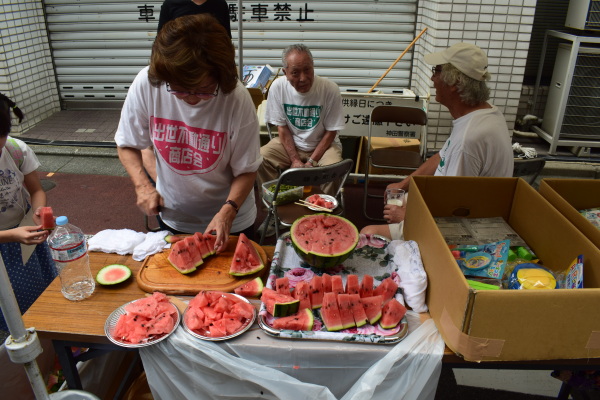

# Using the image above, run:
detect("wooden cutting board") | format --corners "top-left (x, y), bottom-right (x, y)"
top-left (137, 236), bottom-right (269, 295)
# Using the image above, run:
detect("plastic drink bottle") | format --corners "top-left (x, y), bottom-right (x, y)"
top-left (47, 216), bottom-right (95, 301)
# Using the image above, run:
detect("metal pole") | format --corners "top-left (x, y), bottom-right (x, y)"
top-left (0, 256), bottom-right (99, 399)
top-left (0, 256), bottom-right (50, 399)
top-left (237, 0), bottom-right (244, 79)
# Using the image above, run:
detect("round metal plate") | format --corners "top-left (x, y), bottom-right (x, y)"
top-left (104, 298), bottom-right (181, 348)
top-left (306, 194), bottom-right (338, 211)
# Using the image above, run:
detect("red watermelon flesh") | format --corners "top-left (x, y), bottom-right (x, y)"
top-left (320, 292), bottom-right (343, 331)
top-left (183, 237), bottom-right (203, 267)
top-left (345, 274), bottom-right (360, 295)
top-left (373, 277), bottom-right (399, 303)
top-left (147, 311), bottom-right (176, 335)
top-left (331, 275), bottom-right (344, 295)
top-left (380, 299), bottom-right (407, 329)
top-left (204, 234), bottom-right (217, 256)
top-left (114, 292), bottom-right (177, 344)
top-left (272, 308), bottom-right (314, 331)
top-left (321, 273), bottom-right (332, 293)
top-left (348, 294), bottom-right (368, 327)
top-left (290, 215), bottom-right (359, 269)
top-left (193, 232), bottom-right (213, 259)
top-left (229, 233), bottom-right (264, 276)
top-left (360, 295), bottom-right (384, 325)
top-left (234, 277), bottom-right (264, 297)
top-left (359, 275), bottom-right (374, 298)
top-left (275, 277), bottom-right (290, 295)
top-left (167, 241), bottom-right (197, 274)
top-left (336, 293), bottom-right (356, 329)
top-left (40, 206), bottom-right (55, 230)
top-left (186, 291), bottom-right (254, 337)
top-left (125, 296), bottom-right (158, 319)
top-left (309, 275), bottom-right (324, 309)
top-left (292, 280), bottom-right (312, 311)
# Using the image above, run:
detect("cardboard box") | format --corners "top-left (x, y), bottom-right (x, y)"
top-left (404, 176), bottom-right (600, 362)
top-left (539, 179), bottom-right (600, 249)
top-left (357, 137), bottom-right (421, 175)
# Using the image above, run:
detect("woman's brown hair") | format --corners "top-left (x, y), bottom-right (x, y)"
top-left (148, 14), bottom-right (238, 94)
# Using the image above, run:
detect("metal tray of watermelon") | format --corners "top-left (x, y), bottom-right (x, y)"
top-left (257, 233), bottom-right (409, 344)
top-left (105, 299), bottom-right (181, 348)
top-left (182, 292), bottom-right (256, 341)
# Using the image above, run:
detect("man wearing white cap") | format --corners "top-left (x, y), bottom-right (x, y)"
top-left (361, 42), bottom-right (514, 240)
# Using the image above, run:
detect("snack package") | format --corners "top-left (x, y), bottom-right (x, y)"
top-left (508, 263), bottom-right (558, 290)
top-left (450, 240), bottom-right (510, 280)
top-left (556, 255), bottom-right (584, 289)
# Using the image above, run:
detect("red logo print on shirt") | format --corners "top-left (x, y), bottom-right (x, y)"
top-left (151, 117), bottom-right (227, 174)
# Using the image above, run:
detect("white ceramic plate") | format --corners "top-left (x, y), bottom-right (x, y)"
top-left (105, 299), bottom-right (181, 348)
top-left (306, 194), bottom-right (338, 211)
top-left (182, 292), bottom-right (256, 341)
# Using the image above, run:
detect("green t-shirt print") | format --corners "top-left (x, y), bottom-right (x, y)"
top-left (284, 104), bottom-right (322, 130)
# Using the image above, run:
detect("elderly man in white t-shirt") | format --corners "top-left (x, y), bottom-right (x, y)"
top-left (257, 44), bottom-right (345, 236)
top-left (361, 42), bottom-right (514, 241)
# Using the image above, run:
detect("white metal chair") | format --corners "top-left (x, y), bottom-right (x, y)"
top-left (363, 105), bottom-right (428, 221)
top-left (259, 159), bottom-right (354, 245)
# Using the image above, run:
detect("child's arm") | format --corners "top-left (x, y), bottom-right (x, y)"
top-left (0, 226), bottom-right (48, 244)
top-left (0, 171), bottom-right (49, 244)
top-left (23, 171), bottom-right (47, 225)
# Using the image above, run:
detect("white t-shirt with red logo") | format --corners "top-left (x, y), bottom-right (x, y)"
top-left (115, 67), bottom-right (262, 233)
top-left (265, 75), bottom-right (345, 152)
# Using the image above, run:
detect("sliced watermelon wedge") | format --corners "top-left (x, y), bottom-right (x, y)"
top-left (229, 233), bottom-right (264, 276)
top-left (167, 241), bottom-right (197, 274)
top-left (234, 277), bottom-right (264, 297)
top-left (40, 206), bottom-right (55, 230)
top-left (272, 308), bottom-right (314, 331)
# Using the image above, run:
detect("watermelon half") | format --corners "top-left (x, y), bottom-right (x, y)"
top-left (96, 264), bottom-right (132, 285)
top-left (290, 214), bottom-right (359, 269)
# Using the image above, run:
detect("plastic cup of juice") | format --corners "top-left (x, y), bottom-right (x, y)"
top-left (385, 188), bottom-right (405, 206)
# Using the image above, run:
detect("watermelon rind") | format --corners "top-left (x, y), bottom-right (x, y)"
top-left (272, 308), bottom-right (314, 331)
top-left (234, 277), bottom-right (264, 297)
top-left (290, 214), bottom-right (359, 269)
top-left (96, 264), bottom-right (132, 285)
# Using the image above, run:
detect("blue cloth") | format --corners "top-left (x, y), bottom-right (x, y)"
top-left (0, 239), bottom-right (57, 332)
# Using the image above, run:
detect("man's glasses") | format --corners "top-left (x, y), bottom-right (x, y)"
top-left (431, 66), bottom-right (442, 75)
top-left (166, 83), bottom-right (219, 98)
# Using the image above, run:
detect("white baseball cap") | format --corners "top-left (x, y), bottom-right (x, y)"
top-left (424, 42), bottom-right (489, 81)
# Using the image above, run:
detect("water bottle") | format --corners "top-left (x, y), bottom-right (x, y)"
top-left (47, 216), bottom-right (95, 301)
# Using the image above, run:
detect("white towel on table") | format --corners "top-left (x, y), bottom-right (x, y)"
top-left (387, 240), bottom-right (429, 313)
top-left (88, 229), bottom-right (172, 261)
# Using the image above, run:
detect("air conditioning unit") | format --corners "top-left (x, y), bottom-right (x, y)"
top-left (566, 0), bottom-right (600, 31)
top-left (541, 43), bottom-right (600, 142)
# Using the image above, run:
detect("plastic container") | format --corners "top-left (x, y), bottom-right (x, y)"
top-left (261, 180), bottom-right (303, 205)
top-left (47, 216), bottom-right (95, 301)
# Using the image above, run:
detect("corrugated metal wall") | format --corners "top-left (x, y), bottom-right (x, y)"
top-left (44, 0), bottom-right (418, 109)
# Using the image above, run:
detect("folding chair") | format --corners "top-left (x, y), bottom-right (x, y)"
top-left (513, 157), bottom-right (546, 185)
top-left (363, 105), bottom-right (427, 221)
top-left (259, 159), bottom-right (354, 245)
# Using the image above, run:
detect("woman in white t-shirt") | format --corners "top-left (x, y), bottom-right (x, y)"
top-left (115, 14), bottom-right (261, 253)
top-left (0, 94), bottom-right (57, 340)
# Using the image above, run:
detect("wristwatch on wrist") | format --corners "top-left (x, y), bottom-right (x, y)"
top-left (307, 158), bottom-right (317, 166)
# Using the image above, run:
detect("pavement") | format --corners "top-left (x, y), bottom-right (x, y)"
top-left (13, 110), bottom-right (600, 399)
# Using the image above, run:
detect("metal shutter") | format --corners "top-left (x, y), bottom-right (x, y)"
top-left (44, 0), bottom-right (418, 109)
